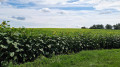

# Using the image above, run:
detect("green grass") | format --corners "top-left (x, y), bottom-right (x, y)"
top-left (10, 49), bottom-right (120, 67)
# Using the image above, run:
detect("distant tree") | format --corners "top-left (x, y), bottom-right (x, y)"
top-left (89, 24), bottom-right (104, 29)
top-left (113, 23), bottom-right (120, 30)
top-left (105, 24), bottom-right (112, 29)
top-left (97, 24), bottom-right (104, 29)
top-left (89, 25), bottom-right (97, 29)
top-left (81, 26), bottom-right (87, 29)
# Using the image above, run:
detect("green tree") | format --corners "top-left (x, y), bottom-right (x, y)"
top-left (105, 24), bottom-right (112, 29)
top-left (89, 25), bottom-right (97, 29)
top-left (89, 24), bottom-right (104, 29)
top-left (113, 23), bottom-right (120, 30)
top-left (81, 26), bottom-right (87, 29)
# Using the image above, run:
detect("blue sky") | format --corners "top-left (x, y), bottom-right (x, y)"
top-left (6, 2), bottom-right (36, 8)
top-left (0, 0), bottom-right (120, 28)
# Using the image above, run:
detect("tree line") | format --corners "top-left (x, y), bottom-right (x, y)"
top-left (81, 23), bottom-right (120, 30)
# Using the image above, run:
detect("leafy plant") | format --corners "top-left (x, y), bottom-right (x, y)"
top-left (1, 21), bottom-right (120, 67)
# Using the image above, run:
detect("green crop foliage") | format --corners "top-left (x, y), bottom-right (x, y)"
top-left (1, 21), bottom-right (120, 66)
top-left (11, 49), bottom-right (120, 67)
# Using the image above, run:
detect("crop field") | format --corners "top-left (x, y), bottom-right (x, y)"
top-left (1, 0), bottom-right (120, 66)
top-left (18, 28), bottom-right (120, 37)
top-left (1, 23), bottom-right (120, 67)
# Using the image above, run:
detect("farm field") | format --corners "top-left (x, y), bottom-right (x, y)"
top-left (10, 49), bottom-right (120, 67)
top-left (18, 28), bottom-right (120, 37)
top-left (1, 26), bottom-right (120, 67)
top-left (1, 0), bottom-right (120, 67)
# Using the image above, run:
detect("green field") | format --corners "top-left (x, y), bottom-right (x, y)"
top-left (1, 27), bottom-right (120, 67)
top-left (19, 28), bottom-right (120, 36)
top-left (10, 49), bottom-right (120, 67)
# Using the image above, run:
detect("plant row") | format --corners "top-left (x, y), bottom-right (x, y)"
top-left (1, 30), bottom-right (120, 66)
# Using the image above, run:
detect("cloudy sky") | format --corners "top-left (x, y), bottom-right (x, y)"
top-left (0, 0), bottom-right (120, 28)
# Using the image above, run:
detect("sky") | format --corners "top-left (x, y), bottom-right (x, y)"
top-left (0, 0), bottom-right (120, 28)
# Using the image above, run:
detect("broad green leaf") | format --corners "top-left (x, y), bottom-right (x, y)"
top-left (10, 52), bottom-right (15, 57)
top-left (0, 45), bottom-right (8, 49)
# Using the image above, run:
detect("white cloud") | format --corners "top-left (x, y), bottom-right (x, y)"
top-left (0, 6), bottom-right (120, 28)
top-left (57, 11), bottom-right (67, 15)
top-left (39, 0), bottom-right (69, 5)
top-left (99, 11), bottom-right (112, 14)
top-left (40, 8), bottom-right (51, 12)
top-left (86, 0), bottom-right (120, 11)
top-left (2, 0), bottom-right (120, 11)
top-left (0, 0), bottom-right (120, 28)
top-left (38, 8), bottom-right (69, 16)
top-left (96, 1), bottom-right (120, 10)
